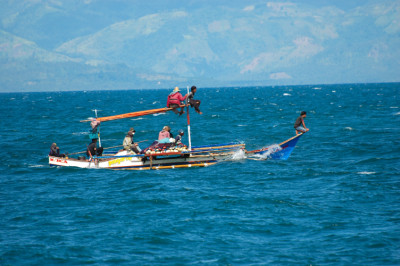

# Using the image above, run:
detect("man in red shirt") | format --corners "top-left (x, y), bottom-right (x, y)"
top-left (167, 87), bottom-right (187, 115)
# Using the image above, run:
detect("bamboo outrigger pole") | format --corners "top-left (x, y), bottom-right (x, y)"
top-left (80, 106), bottom-right (186, 123)
top-left (186, 86), bottom-right (192, 151)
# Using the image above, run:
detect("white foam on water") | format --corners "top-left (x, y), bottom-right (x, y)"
top-left (29, 164), bottom-right (46, 168)
top-left (238, 124), bottom-right (247, 127)
top-left (390, 106), bottom-right (398, 109)
top-left (358, 171), bottom-right (376, 175)
top-left (252, 144), bottom-right (282, 160)
top-left (152, 101), bottom-right (160, 105)
top-left (72, 132), bottom-right (89, 136)
top-left (131, 117), bottom-right (144, 120)
top-left (394, 112), bottom-right (400, 116)
top-left (313, 87), bottom-right (322, 90)
top-left (152, 113), bottom-right (166, 116)
top-left (283, 93), bottom-right (291, 96)
top-left (345, 127), bottom-right (353, 131)
top-left (230, 149), bottom-right (247, 161)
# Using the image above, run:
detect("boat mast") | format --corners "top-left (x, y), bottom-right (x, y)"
top-left (186, 86), bottom-right (192, 151)
top-left (93, 109), bottom-right (102, 147)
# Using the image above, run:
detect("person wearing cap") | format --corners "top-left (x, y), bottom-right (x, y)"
top-left (294, 111), bottom-right (309, 134)
top-left (188, 85), bottom-right (202, 114)
top-left (123, 128), bottom-right (141, 154)
top-left (175, 129), bottom-right (185, 145)
top-left (167, 87), bottom-right (188, 115)
top-left (49, 143), bottom-right (65, 157)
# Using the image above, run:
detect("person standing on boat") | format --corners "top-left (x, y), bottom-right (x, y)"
top-left (90, 118), bottom-right (101, 133)
top-left (123, 128), bottom-right (141, 154)
top-left (188, 86), bottom-right (202, 114)
top-left (294, 111), bottom-right (309, 134)
top-left (86, 138), bottom-right (103, 158)
top-left (167, 87), bottom-right (187, 115)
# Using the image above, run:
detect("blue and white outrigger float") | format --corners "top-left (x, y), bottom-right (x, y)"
top-left (49, 90), bottom-right (304, 170)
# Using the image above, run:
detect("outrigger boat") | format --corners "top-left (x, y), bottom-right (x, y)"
top-left (49, 91), bottom-right (304, 170)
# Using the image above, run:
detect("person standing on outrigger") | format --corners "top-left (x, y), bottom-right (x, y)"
top-left (188, 85), bottom-right (202, 114)
top-left (167, 87), bottom-right (187, 115)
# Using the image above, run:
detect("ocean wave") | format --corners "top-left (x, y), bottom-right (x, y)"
top-left (72, 132), bottom-right (89, 135)
top-left (357, 171), bottom-right (376, 175)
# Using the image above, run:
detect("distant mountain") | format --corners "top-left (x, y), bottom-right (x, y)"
top-left (0, 0), bottom-right (399, 92)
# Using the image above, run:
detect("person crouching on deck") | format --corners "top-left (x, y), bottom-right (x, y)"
top-left (167, 87), bottom-right (187, 115)
top-left (123, 128), bottom-right (141, 154)
top-left (294, 111), bottom-right (309, 135)
top-left (86, 138), bottom-right (103, 158)
top-left (174, 129), bottom-right (185, 146)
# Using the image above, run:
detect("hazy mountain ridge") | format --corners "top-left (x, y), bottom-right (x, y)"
top-left (0, 0), bottom-right (399, 92)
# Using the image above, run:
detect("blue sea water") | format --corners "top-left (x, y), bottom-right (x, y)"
top-left (1, 83), bottom-right (399, 265)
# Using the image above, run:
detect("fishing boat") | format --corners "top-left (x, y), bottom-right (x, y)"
top-left (49, 91), bottom-right (304, 170)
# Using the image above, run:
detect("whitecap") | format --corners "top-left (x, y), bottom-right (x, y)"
top-left (394, 112), bottom-right (400, 116)
top-left (238, 124), bottom-right (247, 127)
top-left (131, 117), bottom-right (144, 120)
top-left (72, 132), bottom-right (89, 135)
top-left (332, 90), bottom-right (336, 93)
top-left (313, 87), bottom-right (322, 90)
top-left (10, 98), bottom-right (15, 100)
top-left (283, 93), bottom-right (291, 96)
top-left (390, 107), bottom-right (398, 109)
top-left (29, 164), bottom-right (46, 168)
top-left (152, 113), bottom-right (166, 116)
top-left (358, 171), bottom-right (376, 175)
top-left (345, 127), bottom-right (353, 131)
top-left (152, 101), bottom-right (159, 105)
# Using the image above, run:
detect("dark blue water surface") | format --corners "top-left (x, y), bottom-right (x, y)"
top-left (1, 83), bottom-right (399, 265)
